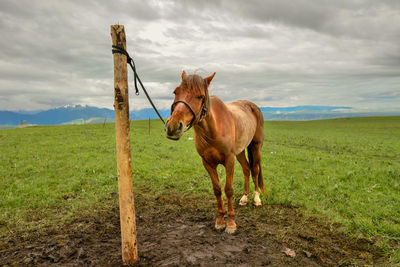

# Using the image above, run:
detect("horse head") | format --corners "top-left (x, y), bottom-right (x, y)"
top-left (165, 71), bottom-right (215, 140)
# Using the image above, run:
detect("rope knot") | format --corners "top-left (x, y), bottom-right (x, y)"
top-left (112, 45), bottom-right (165, 124)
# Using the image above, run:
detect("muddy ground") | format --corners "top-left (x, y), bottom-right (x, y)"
top-left (0, 192), bottom-right (390, 266)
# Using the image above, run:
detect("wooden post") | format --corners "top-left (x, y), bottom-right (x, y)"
top-left (110, 25), bottom-right (138, 265)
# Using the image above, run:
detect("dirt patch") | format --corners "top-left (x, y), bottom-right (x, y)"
top-left (0, 192), bottom-right (389, 266)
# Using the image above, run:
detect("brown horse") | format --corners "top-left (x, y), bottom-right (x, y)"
top-left (165, 71), bottom-right (267, 234)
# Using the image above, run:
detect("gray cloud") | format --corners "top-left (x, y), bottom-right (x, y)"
top-left (0, 0), bottom-right (399, 112)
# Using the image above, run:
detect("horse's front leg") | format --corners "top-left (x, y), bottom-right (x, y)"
top-left (224, 154), bottom-right (236, 234)
top-left (202, 159), bottom-right (225, 230)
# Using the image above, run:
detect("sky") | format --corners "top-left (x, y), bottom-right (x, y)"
top-left (0, 0), bottom-right (399, 112)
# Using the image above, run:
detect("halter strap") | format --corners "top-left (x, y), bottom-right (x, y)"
top-left (170, 99), bottom-right (207, 131)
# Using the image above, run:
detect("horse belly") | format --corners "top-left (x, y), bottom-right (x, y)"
top-left (227, 104), bottom-right (257, 155)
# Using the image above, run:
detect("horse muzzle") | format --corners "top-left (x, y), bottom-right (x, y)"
top-left (165, 120), bottom-right (184, 140)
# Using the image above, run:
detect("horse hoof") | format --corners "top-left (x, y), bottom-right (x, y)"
top-left (254, 201), bottom-right (262, 207)
top-left (239, 199), bottom-right (248, 206)
top-left (225, 217), bottom-right (237, 234)
top-left (254, 192), bottom-right (262, 207)
top-left (225, 226), bottom-right (237, 234)
top-left (239, 195), bottom-right (248, 206)
top-left (215, 223), bottom-right (226, 230)
top-left (215, 215), bottom-right (225, 230)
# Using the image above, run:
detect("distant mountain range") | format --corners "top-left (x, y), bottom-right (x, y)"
top-left (0, 105), bottom-right (169, 126)
top-left (0, 105), bottom-right (399, 126)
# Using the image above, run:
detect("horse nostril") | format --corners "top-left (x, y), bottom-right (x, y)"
top-left (179, 122), bottom-right (183, 130)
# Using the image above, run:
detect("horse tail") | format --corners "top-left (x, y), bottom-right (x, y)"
top-left (256, 105), bottom-right (267, 195)
top-left (258, 163), bottom-right (268, 195)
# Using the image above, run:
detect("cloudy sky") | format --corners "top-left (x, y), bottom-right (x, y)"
top-left (0, 0), bottom-right (399, 111)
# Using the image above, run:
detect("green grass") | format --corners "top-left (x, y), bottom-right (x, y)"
top-left (265, 117), bottom-right (400, 234)
top-left (0, 124), bottom-right (118, 233)
top-left (62, 117), bottom-right (109, 125)
top-left (0, 125), bottom-right (18, 130)
top-left (0, 117), bottom-right (399, 261)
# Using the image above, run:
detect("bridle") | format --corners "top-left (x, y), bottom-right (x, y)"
top-left (170, 96), bottom-right (208, 131)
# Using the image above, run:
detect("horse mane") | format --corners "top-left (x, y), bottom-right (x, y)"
top-left (182, 74), bottom-right (207, 94)
top-left (183, 74), bottom-right (210, 121)
top-left (182, 74), bottom-right (216, 147)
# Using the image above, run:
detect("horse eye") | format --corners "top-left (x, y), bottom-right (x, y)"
top-left (197, 95), bottom-right (204, 99)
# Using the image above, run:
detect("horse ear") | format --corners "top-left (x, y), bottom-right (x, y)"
top-left (181, 70), bottom-right (187, 80)
top-left (205, 72), bottom-right (216, 86)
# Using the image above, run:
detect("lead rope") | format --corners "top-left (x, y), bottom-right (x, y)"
top-left (112, 45), bottom-right (166, 125)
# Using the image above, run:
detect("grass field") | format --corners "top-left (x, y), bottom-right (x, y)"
top-left (1, 116), bottom-right (399, 263)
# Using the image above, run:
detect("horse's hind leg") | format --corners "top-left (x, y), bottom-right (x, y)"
top-left (236, 151), bottom-right (250, 206)
top-left (248, 141), bottom-right (263, 206)
top-left (202, 159), bottom-right (226, 230)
